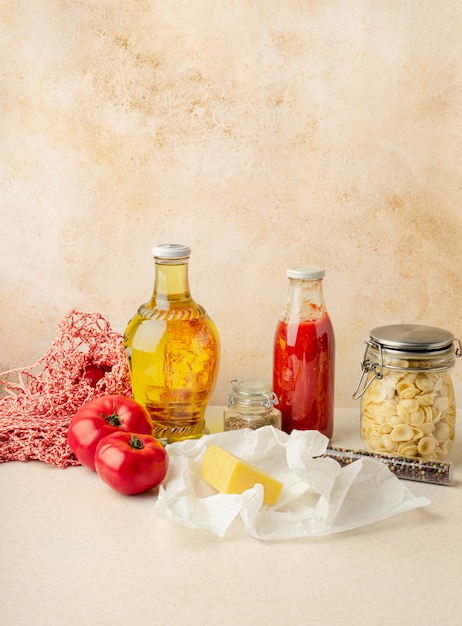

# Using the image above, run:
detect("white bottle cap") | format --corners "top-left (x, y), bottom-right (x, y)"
top-left (286, 266), bottom-right (325, 279)
top-left (152, 244), bottom-right (191, 259)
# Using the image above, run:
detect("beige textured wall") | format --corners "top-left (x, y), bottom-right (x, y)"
top-left (1, 1), bottom-right (461, 410)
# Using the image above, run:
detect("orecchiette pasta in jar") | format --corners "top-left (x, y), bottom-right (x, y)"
top-left (353, 324), bottom-right (460, 462)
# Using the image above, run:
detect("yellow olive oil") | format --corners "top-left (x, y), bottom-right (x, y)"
top-left (124, 245), bottom-right (220, 443)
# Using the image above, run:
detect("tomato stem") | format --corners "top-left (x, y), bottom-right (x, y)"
top-left (129, 434), bottom-right (144, 450)
top-left (103, 412), bottom-right (122, 427)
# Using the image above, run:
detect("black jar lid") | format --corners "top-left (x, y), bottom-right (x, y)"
top-left (369, 324), bottom-right (454, 352)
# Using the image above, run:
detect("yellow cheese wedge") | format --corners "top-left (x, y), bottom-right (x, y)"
top-left (200, 444), bottom-right (283, 505)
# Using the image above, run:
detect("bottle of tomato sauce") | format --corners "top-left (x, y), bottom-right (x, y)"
top-left (272, 266), bottom-right (335, 438)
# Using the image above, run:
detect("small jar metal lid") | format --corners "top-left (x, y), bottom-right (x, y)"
top-left (287, 266), bottom-right (325, 279)
top-left (369, 324), bottom-right (455, 352)
top-left (152, 244), bottom-right (191, 259)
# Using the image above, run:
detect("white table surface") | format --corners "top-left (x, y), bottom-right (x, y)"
top-left (1, 407), bottom-right (461, 626)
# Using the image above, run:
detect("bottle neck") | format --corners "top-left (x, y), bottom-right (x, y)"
top-left (153, 258), bottom-right (191, 300)
top-left (283, 278), bottom-right (326, 321)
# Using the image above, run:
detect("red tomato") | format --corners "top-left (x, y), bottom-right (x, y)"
top-left (67, 395), bottom-right (153, 471)
top-left (94, 432), bottom-right (169, 495)
top-left (82, 365), bottom-right (106, 387)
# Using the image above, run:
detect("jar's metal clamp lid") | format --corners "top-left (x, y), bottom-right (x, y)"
top-left (352, 340), bottom-right (384, 400)
top-left (353, 324), bottom-right (461, 400)
top-left (228, 379), bottom-right (279, 408)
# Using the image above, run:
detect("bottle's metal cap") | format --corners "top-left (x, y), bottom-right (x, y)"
top-left (369, 324), bottom-right (455, 351)
top-left (286, 266), bottom-right (325, 279)
top-left (152, 244), bottom-right (191, 259)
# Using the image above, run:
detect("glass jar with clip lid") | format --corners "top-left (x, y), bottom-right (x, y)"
top-left (353, 324), bottom-right (460, 461)
top-left (224, 380), bottom-right (282, 431)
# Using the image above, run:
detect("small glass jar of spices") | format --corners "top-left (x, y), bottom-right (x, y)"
top-left (353, 324), bottom-right (460, 462)
top-left (224, 380), bottom-right (282, 431)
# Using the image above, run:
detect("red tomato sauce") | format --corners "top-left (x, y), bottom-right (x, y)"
top-left (273, 314), bottom-right (335, 438)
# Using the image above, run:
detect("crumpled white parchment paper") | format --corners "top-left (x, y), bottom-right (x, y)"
top-left (153, 426), bottom-right (430, 540)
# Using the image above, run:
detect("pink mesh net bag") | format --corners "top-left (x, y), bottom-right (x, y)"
top-left (0, 310), bottom-right (132, 468)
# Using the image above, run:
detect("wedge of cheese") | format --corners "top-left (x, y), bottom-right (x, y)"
top-left (200, 444), bottom-right (283, 505)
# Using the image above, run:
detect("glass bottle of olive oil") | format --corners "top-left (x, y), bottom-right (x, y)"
top-left (124, 244), bottom-right (220, 443)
